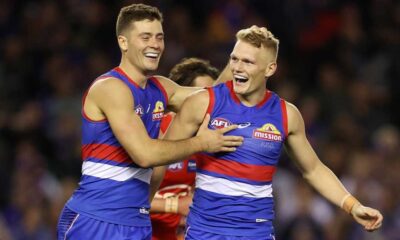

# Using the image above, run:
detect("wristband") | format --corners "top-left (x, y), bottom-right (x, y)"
top-left (341, 194), bottom-right (360, 215)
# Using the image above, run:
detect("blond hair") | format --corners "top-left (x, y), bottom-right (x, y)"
top-left (236, 25), bottom-right (279, 61)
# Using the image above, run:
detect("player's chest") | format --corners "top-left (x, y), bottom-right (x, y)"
top-left (210, 112), bottom-right (285, 159)
top-left (210, 111), bottom-right (283, 139)
top-left (133, 92), bottom-right (166, 122)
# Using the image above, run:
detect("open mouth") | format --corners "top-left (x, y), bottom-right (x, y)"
top-left (234, 74), bottom-right (249, 83)
top-left (144, 52), bottom-right (159, 60)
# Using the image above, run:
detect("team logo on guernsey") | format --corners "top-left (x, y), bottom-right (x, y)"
top-left (152, 101), bottom-right (164, 121)
top-left (210, 117), bottom-right (232, 129)
top-left (253, 123), bottom-right (282, 142)
top-left (135, 104), bottom-right (144, 117)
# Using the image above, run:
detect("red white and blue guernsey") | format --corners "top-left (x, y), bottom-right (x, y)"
top-left (65, 67), bottom-right (168, 226)
top-left (186, 81), bottom-right (288, 238)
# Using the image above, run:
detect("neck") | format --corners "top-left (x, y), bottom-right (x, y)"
top-left (236, 87), bottom-right (267, 107)
top-left (119, 58), bottom-right (148, 88)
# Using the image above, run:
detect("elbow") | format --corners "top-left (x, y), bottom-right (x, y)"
top-left (302, 161), bottom-right (323, 182)
top-left (133, 158), bottom-right (153, 168)
top-left (131, 154), bottom-right (155, 168)
top-left (302, 167), bottom-right (316, 182)
top-left (124, 139), bottom-right (157, 168)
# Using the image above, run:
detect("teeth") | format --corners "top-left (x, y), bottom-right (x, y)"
top-left (234, 75), bottom-right (248, 82)
top-left (234, 75), bottom-right (247, 79)
top-left (145, 53), bottom-right (159, 58)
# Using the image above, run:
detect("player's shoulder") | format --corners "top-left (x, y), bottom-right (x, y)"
top-left (179, 89), bottom-right (210, 123)
top-left (88, 76), bottom-right (132, 102)
top-left (152, 75), bottom-right (169, 82)
top-left (185, 88), bottom-right (210, 104)
top-left (151, 75), bottom-right (176, 96)
top-left (283, 101), bottom-right (301, 117)
top-left (178, 89), bottom-right (210, 121)
top-left (282, 100), bottom-right (304, 133)
top-left (91, 76), bottom-right (128, 92)
top-left (151, 75), bottom-right (173, 88)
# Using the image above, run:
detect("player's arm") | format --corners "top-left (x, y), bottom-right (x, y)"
top-left (164, 89), bottom-right (210, 141)
top-left (154, 75), bottom-right (202, 112)
top-left (87, 78), bottom-right (241, 168)
top-left (214, 63), bottom-right (233, 85)
top-left (149, 166), bottom-right (166, 201)
top-left (155, 65), bottom-right (232, 112)
top-left (284, 102), bottom-right (383, 231)
top-left (148, 118), bottom-right (174, 202)
top-left (149, 90), bottom-right (213, 215)
top-left (150, 90), bottom-right (213, 214)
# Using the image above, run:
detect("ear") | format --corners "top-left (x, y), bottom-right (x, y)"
top-left (265, 62), bottom-right (277, 78)
top-left (117, 35), bottom-right (128, 52)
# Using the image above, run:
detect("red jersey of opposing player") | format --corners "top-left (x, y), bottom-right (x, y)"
top-left (151, 113), bottom-right (197, 240)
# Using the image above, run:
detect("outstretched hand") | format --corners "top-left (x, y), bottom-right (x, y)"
top-left (351, 203), bottom-right (383, 231)
top-left (196, 114), bottom-right (243, 153)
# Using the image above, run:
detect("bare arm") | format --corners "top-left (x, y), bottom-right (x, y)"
top-left (165, 89), bottom-right (243, 154)
top-left (149, 166), bottom-right (166, 201)
top-left (149, 90), bottom-right (220, 215)
top-left (284, 102), bottom-right (383, 231)
top-left (86, 78), bottom-right (241, 168)
top-left (164, 89), bottom-right (209, 140)
top-left (214, 63), bottom-right (233, 85)
top-left (154, 75), bottom-right (202, 112)
top-left (155, 65), bottom-right (232, 112)
top-left (148, 123), bottom-right (171, 202)
top-left (150, 113), bottom-right (195, 216)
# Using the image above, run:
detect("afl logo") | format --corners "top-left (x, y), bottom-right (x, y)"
top-left (135, 104), bottom-right (144, 117)
top-left (168, 162), bottom-right (183, 172)
top-left (210, 117), bottom-right (232, 129)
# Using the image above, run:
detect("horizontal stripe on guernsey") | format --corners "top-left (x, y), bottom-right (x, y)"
top-left (82, 161), bottom-right (152, 183)
top-left (82, 143), bottom-right (134, 165)
top-left (197, 169), bottom-right (271, 186)
top-left (196, 154), bottom-right (276, 182)
top-left (83, 157), bottom-right (134, 167)
top-left (196, 173), bottom-right (272, 198)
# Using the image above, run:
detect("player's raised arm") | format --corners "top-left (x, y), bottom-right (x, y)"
top-left (89, 78), bottom-right (242, 168)
top-left (284, 101), bottom-right (383, 231)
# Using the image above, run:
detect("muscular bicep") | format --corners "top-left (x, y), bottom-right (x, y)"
top-left (89, 79), bottom-right (152, 161)
top-left (284, 102), bottom-right (320, 175)
top-left (170, 85), bottom-right (202, 112)
top-left (164, 90), bottom-right (210, 141)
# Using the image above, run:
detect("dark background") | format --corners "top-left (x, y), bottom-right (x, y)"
top-left (0, 0), bottom-right (399, 239)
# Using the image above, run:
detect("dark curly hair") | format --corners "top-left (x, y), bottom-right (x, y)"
top-left (169, 58), bottom-right (220, 87)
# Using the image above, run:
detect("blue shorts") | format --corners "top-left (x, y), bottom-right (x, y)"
top-left (57, 206), bottom-right (152, 240)
top-left (184, 226), bottom-right (275, 240)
